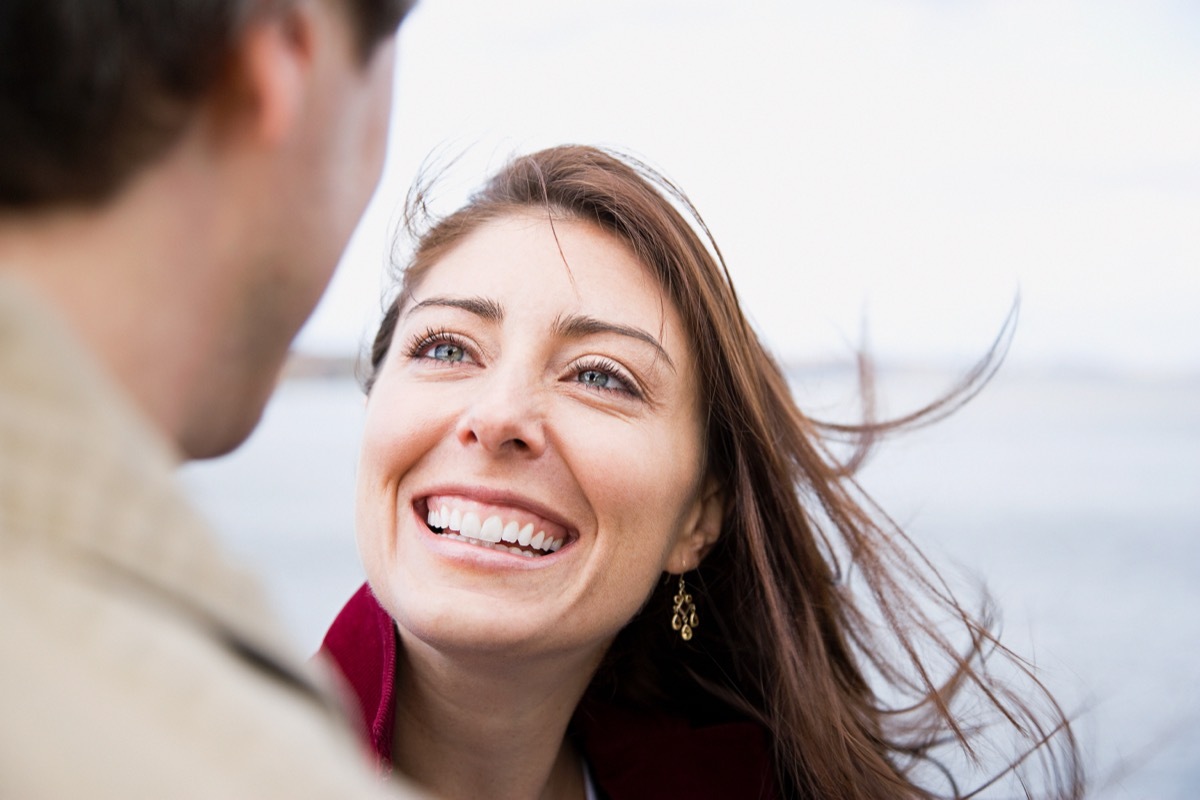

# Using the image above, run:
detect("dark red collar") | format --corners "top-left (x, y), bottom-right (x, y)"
top-left (320, 583), bottom-right (778, 799)
top-left (319, 583), bottom-right (398, 766)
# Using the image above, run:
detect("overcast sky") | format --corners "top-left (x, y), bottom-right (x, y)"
top-left (295, 0), bottom-right (1200, 376)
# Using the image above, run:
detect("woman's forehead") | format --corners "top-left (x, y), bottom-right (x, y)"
top-left (405, 213), bottom-right (683, 339)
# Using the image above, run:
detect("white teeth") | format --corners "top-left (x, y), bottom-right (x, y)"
top-left (425, 500), bottom-right (568, 556)
top-left (479, 515), bottom-right (503, 543)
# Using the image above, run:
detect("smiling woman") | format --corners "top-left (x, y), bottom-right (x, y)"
top-left (319, 145), bottom-right (1084, 799)
top-left (358, 211), bottom-right (715, 680)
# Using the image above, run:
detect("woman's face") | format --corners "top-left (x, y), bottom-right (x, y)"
top-left (357, 213), bottom-right (714, 662)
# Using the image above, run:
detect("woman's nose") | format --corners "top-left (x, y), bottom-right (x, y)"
top-left (454, 371), bottom-right (546, 457)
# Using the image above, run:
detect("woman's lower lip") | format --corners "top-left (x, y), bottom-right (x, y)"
top-left (433, 530), bottom-right (540, 558)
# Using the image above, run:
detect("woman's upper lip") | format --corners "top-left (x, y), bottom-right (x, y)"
top-left (413, 484), bottom-right (578, 539)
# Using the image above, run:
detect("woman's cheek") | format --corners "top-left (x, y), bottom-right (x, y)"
top-left (362, 384), bottom-right (455, 477)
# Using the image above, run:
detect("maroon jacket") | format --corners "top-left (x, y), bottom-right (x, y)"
top-left (320, 583), bottom-right (780, 799)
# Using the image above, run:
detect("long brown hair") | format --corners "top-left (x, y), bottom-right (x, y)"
top-left (366, 145), bottom-right (1083, 799)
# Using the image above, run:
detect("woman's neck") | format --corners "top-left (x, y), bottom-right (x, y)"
top-left (391, 637), bottom-right (602, 800)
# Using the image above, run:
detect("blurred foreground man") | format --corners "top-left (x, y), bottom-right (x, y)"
top-left (0, 1), bottom-right (424, 795)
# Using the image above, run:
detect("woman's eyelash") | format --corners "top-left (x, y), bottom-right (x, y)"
top-left (406, 327), bottom-right (472, 362)
top-left (574, 358), bottom-right (642, 399)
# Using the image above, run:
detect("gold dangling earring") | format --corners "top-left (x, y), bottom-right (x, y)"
top-left (671, 574), bottom-right (699, 642)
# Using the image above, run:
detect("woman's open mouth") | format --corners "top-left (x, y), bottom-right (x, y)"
top-left (419, 494), bottom-right (570, 558)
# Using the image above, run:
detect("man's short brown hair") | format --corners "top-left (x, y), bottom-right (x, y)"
top-left (0, 0), bottom-right (413, 209)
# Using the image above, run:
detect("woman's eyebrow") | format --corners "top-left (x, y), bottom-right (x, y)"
top-left (552, 313), bottom-right (676, 373)
top-left (404, 295), bottom-right (504, 322)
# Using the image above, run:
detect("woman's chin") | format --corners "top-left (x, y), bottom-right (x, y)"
top-left (393, 604), bottom-right (586, 661)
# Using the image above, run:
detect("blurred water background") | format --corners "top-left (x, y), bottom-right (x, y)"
top-left (182, 364), bottom-right (1200, 798)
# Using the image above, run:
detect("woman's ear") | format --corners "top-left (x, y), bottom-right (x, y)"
top-left (667, 476), bottom-right (725, 574)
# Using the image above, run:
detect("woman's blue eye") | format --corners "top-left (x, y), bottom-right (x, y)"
top-left (577, 365), bottom-right (636, 396)
top-left (579, 369), bottom-right (611, 388)
top-left (430, 342), bottom-right (466, 362)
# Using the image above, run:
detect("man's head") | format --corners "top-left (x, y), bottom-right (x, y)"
top-left (0, 0), bottom-right (414, 458)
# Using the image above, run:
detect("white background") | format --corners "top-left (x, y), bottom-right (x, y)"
top-left (299, 0), bottom-right (1199, 376)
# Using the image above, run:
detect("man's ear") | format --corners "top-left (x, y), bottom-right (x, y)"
top-left (667, 476), bottom-right (725, 574)
top-left (210, 2), bottom-right (318, 146)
